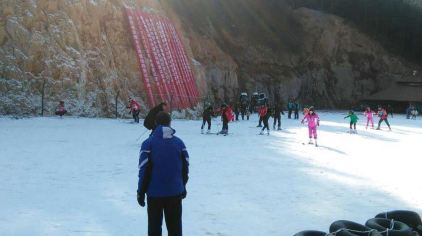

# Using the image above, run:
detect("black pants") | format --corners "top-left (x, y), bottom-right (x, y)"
top-left (288, 109), bottom-right (292, 119)
top-left (133, 110), bottom-right (140, 123)
top-left (235, 112), bottom-right (239, 121)
top-left (294, 110), bottom-right (299, 119)
top-left (261, 118), bottom-right (269, 131)
top-left (147, 197), bottom-right (182, 236)
top-left (378, 118), bottom-right (390, 128)
top-left (222, 120), bottom-right (229, 132)
top-left (201, 118), bottom-right (211, 130)
top-left (273, 116), bottom-right (281, 128)
top-left (350, 122), bottom-right (356, 129)
top-left (258, 116), bottom-right (263, 126)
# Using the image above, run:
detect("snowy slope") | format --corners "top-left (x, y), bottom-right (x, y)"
top-left (1, 112), bottom-right (421, 235)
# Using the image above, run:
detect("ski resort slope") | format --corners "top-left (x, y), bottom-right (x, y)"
top-left (0, 112), bottom-right (421, 235)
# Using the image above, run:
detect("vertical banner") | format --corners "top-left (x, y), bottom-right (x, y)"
top-left (125, 8), bottom-right (199, 109)
top-left (126, 9), bottom-right (155, 108)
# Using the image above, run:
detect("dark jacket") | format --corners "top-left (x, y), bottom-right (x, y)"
top-left (203, 107), bottom-right (213, 120)
top-left (144, 103), bottom-right (165, 130)
top-left (273, 106), bottom-right (284, 118)
top-left (138, 126), bottom-right (189, 197)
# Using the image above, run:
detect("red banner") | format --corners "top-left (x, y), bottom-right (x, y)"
top-left (125, 9), bottom-right (199, 109)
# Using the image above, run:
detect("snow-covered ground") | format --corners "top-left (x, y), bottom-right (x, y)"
top-left (1, 112), bottom-right (421, 235)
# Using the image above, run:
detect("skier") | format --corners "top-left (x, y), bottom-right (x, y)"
top-left (55, 101), bottom-right (67, 118)
top-left (301, 107), bottom-right (320, 147)
top-left (287, 100), bottom-right (294, 119)
top-left (387, 104), bottom-right (394, 118)
top-left (344, 110), bottom-right (359, 134)
top-left (127, 98), bottom-right (141, 123)
top-left (406, 104), bottom-right (413, 119)
top-left (246, 106), bottom-right (251, 120)
top-left (257, 105), bottom-right (267, 127)
top-left (364, 107), bottom-right (375, 129)
top-left (201, 106), bottom-right (213, 134)
top-left (260, 107), bottom-right (272, 135)
top-left (137, 111), bottom-right (189, 236)
top-left (144, 102), bottom-right (168, 132)
top-left (411, 108), bottom-right (419, 120)
top-left (294, 101), bottom-right (300, 120)
top-left (273, 104), bottom-right (285, 130)
top-left (234, 103), bottom-right (240, 121)
top-left (219, 104), bottom-right (233, 135)
top-left (376, 107), bottom-right (392, 131)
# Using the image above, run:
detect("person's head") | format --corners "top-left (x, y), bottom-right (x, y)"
top-left (309, 107), bottom-right (315, 114)
top-left (155, 111), bottom-right (171, 127)
top-left (366, 107), bottom-right (370, 111)
top-left (349, 110), bottom-right (354, 115)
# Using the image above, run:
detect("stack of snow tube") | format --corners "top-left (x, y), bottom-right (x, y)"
top-left (293, 210), bottom-right (422, 236)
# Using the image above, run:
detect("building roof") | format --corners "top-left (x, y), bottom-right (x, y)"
top-left (364, 80), bottom-right (422, 102)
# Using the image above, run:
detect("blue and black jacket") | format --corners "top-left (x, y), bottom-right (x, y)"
top-left (137, 126), bottom-right (189, 198)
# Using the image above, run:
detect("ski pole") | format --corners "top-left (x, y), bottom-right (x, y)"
top-left (136, 129), bottom-right (149, 142)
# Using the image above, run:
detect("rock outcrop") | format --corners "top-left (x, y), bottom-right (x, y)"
top-left (1, 0), bottom-right (420, 116)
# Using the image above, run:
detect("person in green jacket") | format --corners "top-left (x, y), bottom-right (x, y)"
top-left (344, 111), bottom-right (359, 134)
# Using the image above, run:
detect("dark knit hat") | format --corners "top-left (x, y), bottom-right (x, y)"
top-left (155, 111), bottom-right (171, 126)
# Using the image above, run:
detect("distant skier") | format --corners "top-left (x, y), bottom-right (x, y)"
top-left (201, 106), bottom-right (213, 134)
top-left (411, 108), bottom-right (419, 120)
top-left (287, 100), bottom-right (294, 119)
top-left (364, 107), bottom-right (375, 129)
top-left (387, 104), bottom-right (394, 118)
top-left (301, 107), bottom-right (320, 146)
top-left (344, 110), bottom-right (359, 134)
top-left (234, 103), bottom-right (240, 121)
top-left (376, 107), bottom-right (392, 131)
top-left (273, 104), bottom-right (284, 130)
top-left (127, 98), bottom-right (141, 123)
top-left (257, 105), bottom-right (268, 127)
top-left (218, 104), bottom-right (233, 135)
top-left (294, 101), bottom-right (300, 120)
top-left (144, 102), bottom-right (168, 132)
top-left (260, 107), bottom-right (272, 135)
top-left (55, 101), bottom-right (67, 118)
top-left (406, 105), bottom-right (413, 119)
top-left (246, 106), bottom-right (251, 120)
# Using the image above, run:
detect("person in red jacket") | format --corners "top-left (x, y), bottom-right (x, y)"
top-left (218, 104), bottom-right (233, 135)
top-left (257, 105), bottom-right (268, 127)
top-left (127, 98), bottom-right (141, 123)
top-left (376, 107), bottom-right (392, 131)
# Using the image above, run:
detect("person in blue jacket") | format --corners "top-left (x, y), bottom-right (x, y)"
top-left (137, 111), bottom-right (189, 236)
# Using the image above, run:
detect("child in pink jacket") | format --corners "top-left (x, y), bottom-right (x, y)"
top-left (301, 107), bottom-right (320, 146)
top-left (364, 107), bottom-right (374, 129)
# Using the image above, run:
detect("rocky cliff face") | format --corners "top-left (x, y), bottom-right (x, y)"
top-left (0, 0), bottom-right (420, 116)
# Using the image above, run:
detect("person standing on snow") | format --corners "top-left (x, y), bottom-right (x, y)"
top-left (287, 100), bottom-right (294, 119)
top-left (201, 106), bottom-right (213, 134)
top-left (257, 105), bottom-right (267, 127)
top-left (364, 107), bottom-right (375, 129)
top-left (376, 107), bottom-right (392, 131)
top-left (127, 98), bottom-right (141, 123)
top-left (219, 104), bottom-right (233, 135)
top-left (344, 110), bottom-right (359, 133)
top-left (273, 104), bottom-right (284, 130)
top-left (55, 101), bottom-right (67, 118)
top-left (260, 107), bottom-right (272, 135)
top-left (137, 111), bottom-right (189, 236)
top-left (144, 102), bottom-right (168, 132)
top-left (301, 107), bottom-right (320, 146)
top-left (294, 101), bottom-right (300, 120)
